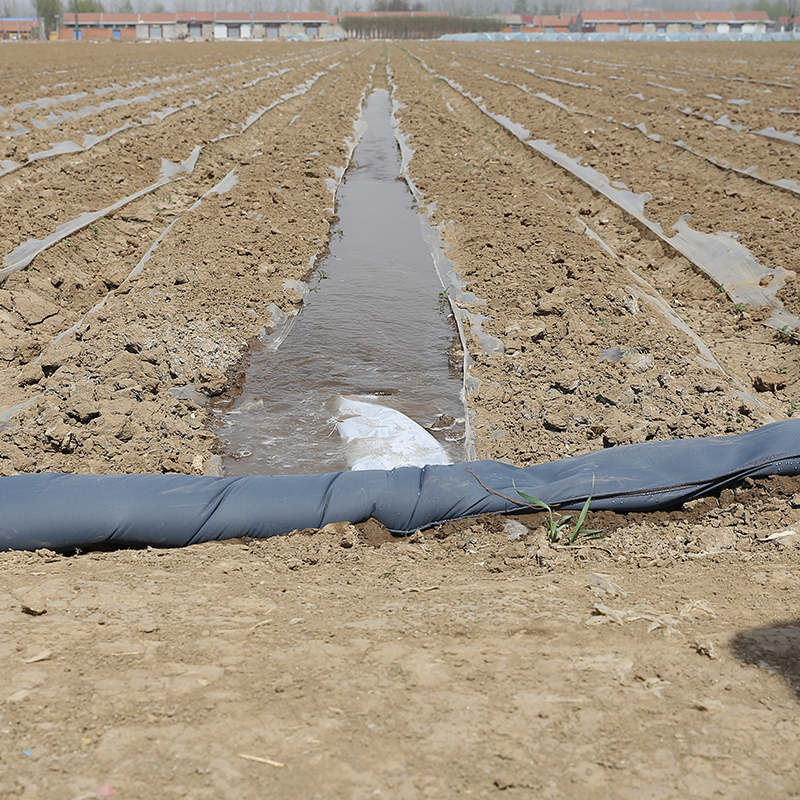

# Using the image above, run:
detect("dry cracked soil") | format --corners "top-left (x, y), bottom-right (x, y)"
top-left (2, 39), bottom-right (800, 799)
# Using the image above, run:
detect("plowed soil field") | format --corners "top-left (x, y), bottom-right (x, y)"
top-left (2, 40), bottom-right (800, 799)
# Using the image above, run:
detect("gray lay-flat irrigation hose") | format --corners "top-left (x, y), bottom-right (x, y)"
top-left (2, 420), bottom-right (800, 552)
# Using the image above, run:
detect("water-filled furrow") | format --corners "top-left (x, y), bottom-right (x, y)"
top-left (216, 88), bottom-right (465, 476)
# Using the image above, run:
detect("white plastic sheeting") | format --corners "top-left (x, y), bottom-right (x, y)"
top-left (1, 69), bottom-right (330, 284)
top-left (441, 32), bottom-right (798, 43)
top-left (407, 53), bottom-right (800, 337)
top-left (0, 146), bottom-right (201, 282)
top-left (336, 397), bottom-right (450, 472)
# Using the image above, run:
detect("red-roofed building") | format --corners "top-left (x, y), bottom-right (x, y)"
top-left (494, 13), bottom-right (523, 31)
top-left (57, 13), bottom-right (138, 39)
top-left (690, 10), bottom-right (768, 33)
top-left (175, 11), bottom-right (213, 39)
top-left (572, 10), bottom-right (768, 35)
top-left (516, 14), bottom-right (574, 33)
top-left (571, 11), bottom-right (628, 33)
top-left (0, 18), bottom-right (40, 40)
top-left (59, 11), bottom-right (343, 41)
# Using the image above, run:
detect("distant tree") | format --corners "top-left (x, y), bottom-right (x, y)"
top-left (513, 0), bottom-right (526, 14)
top-left (152, 0), bottom-right (165, 10)
top-left (373, 0), bottom-right (425, 10)
top-left (76, 0), bottom-right (104, 10)
top-left (752, 0), bottom-right (790, 17)
top-left (33, 0), bottom-right (61, 34)
top-left (341, 11), bottom-right (501, 35)
top-left (538, 0), bottom-right (561, 14)
top-left (120, 0), bottom-right (134, 10)
top-left (309, 0), bottom-right (327, 11)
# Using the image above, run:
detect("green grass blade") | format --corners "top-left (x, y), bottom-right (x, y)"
top-left (570, 495), bottom-right (593, 539)
top-left (567, 475), bottom-right (600, 545)
top-left (514, 484), bottom-right (551, 512)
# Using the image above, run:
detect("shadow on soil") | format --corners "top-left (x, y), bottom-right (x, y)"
top-left (731, 620), bottom-right (800, 700)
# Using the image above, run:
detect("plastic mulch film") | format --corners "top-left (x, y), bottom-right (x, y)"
top-left (528, 140), bottom-right (799, 334)
top-left (407, 54), bottom-right (800, 337)
top-left (674, 139), bottom-right (800, 197)
top-left (1, 70), bottom-right (329, 286)
top-left (0, 50), bottom-right (343, 178)
top-left (0, 147), bottom-right (201, 282)
top-left (576, 217), bottom-right (776, 418)
top-left (0, 50), bottom-right (334, 177)
top-left (507, 83), bottom-right (800, 198)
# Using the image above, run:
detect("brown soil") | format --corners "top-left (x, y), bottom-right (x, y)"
top-left (2, 40), bottom-right (800, 799)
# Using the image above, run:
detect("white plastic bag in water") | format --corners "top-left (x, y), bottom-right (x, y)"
top-left (336, 397), bottom-right (450, 471)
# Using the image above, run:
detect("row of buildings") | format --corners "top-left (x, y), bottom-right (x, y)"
top-left (1, 9), bottom-right (797, 42)
top-left (1, 11), bottom-right (347, 41)
top-left (0, 17), bottom-right (40, 38)
top-left (500, 10), bottom-right (795, 36)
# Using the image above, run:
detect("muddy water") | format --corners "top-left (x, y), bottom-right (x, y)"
top-left (216, 89), bottom-right (464, 476)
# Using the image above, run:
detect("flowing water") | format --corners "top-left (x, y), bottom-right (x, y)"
top-left (215, 89), bottom-right (465, 476)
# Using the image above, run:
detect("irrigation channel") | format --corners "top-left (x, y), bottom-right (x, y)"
top-left (215, 89), bottom-right (466, 476)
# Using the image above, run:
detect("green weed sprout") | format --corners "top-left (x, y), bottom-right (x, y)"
top-left (515, 477), bottom-right (602, 546)
top-left (465, 467), bottom-right (603, 546)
